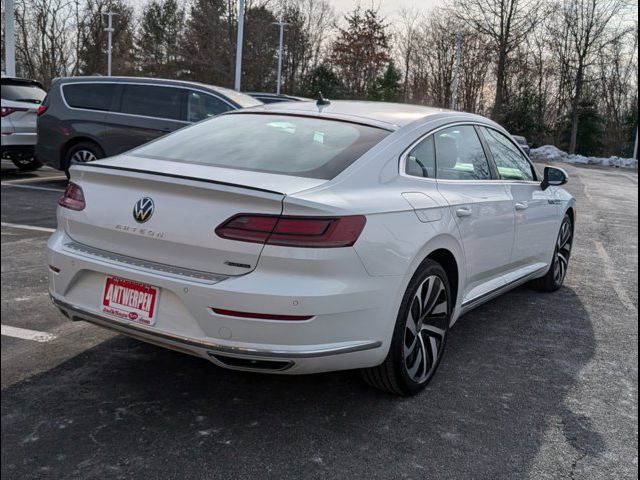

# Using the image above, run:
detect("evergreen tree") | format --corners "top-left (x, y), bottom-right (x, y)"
top-left (330, 7), bottom-right (391, 99)
top-left (137, 0), bottom-right (185, 78)
top-left (561, 99), bottom-right (605, 156)
top-left (368, 62), bottom-right (403, 102)
top-left (299, 64), bottom-right (344, 99)
top-left (76, 0), bottom-right (136, 76)
top-left (179, 0), bottom-right (231, 86)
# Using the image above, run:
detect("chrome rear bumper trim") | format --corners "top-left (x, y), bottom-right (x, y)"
top-left (51, 296), bottom-right (383, 359)
top-left (63, 241), bottom-right (228, 284)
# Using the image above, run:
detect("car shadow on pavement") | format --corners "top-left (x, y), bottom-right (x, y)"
top-left (1, 286), bottom-right (600, 480)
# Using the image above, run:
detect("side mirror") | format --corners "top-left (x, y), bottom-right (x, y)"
top-left (541, 166), bottom-right (569, 191)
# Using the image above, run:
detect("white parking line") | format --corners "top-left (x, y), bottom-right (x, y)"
top-left (1, 325), bottom-right (57, 343)
top-left (1, 222), bottom-right (56, 233)
top-left (2, 175), bottom-right (67, 184)
top-left (1, 182), bottom-right (65, 193)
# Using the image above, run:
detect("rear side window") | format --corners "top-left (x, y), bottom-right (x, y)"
top-left (63, 83), bottom-right (116, 111)
top-left (119, 85), bottom-right (183, 121)
top-left (186, 91), bottom-right (232, 122)
top-left (1, 83), bottom-right (46, 104)
top-left (405, 136), bottom-right (436, 178)
top-left (480, 127), bottom-right (535, 181)
top-left (434, 126), bottom-right (492, 180)
top-left (132, 113), bottom-right (391, 180)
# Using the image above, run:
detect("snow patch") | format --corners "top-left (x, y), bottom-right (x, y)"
top-left (530, 145), bottom-right (638, 169)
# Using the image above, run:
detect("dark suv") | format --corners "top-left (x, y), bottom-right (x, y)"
top-left (35, 77), bottom-right (262, 173)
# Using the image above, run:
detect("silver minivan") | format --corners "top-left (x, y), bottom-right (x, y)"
top-left (35, 76), bottom-right (262, 175)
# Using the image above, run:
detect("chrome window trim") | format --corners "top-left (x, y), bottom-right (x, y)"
top-left (59, 81), bottom-right (236, 124)
top-left (477, 125), bottom-right (539, 182)
top-left (399, 121), bottom-right (540, 184)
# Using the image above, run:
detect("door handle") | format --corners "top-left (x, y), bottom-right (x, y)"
top-left (515, 202), bottom-right (529, 211)
top-left (456, 207), bottom-right (473, 218)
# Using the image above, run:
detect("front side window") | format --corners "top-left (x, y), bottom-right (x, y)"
top-left (481, 127), bottom-right (535, 181)
top-left (434, 125), bottom-right (491, 180)
top-left (119, 85), bottom-right (183, 121)
top-left (132, 113), bottom-right (391, 180)
top-left (187, 92), bottom-right (231, 122)
top-left (63, 83), bottom-right (116, 111)
top-left (405, 135), bottom-right (436, 178)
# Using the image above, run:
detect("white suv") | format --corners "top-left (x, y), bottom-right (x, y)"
top-left (1, 76), bottom-right (46, 171)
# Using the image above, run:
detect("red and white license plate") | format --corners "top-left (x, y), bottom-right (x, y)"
top-left (102, 276), bottom-right (159, 326)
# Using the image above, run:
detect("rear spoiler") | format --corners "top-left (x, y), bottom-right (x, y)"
top-left (76, 163), bottom-right (285, 196)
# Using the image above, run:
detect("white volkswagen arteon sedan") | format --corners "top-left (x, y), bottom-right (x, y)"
top-left (48, 100), bottom-right (575, 395)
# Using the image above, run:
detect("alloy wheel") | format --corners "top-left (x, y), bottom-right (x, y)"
top-left (70, 149), bottom-right (97, 164)
top-left (554, 218), bottom-right (573, 285)
top-left (404, 275), bottom-right (449, 383)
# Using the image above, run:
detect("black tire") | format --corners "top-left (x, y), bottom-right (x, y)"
top-left (11, 156), bottom-right (42, 171)
top-left (361, 259), bottom-right (452, 396)
top-left (64, 141), bottom-right (104, 178)
top-left (529, 214), bottom-right (573, 292)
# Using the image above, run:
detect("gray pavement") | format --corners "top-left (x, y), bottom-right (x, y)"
top-left (1, 160), bottom-right (638, 479)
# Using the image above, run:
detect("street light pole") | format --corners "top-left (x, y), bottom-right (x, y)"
top-left (273, 20), bottom-right (289, 95)
top-left (450, 31), bottom-right (462, 110)
top-left (4, 0), bottom-right (16, 76)
top-left (234, 0), bottom-right (246, 91)
top-left (634, 127), bottom-right (638, 160)
top-left (102, 12), bottom-right (117, 76)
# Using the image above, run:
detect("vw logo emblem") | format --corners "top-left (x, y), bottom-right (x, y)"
top-left (133, 197), bottom-right (155, 223)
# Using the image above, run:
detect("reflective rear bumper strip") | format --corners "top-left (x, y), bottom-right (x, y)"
top-left (51, 296), bottom-right (382, 359)
top-left (63, 241), bottom-right (228, 284)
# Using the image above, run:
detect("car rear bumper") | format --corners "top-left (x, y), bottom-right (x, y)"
top-left (1, 132), bottom-right (37, 148)
top-left (35, 142), bottom-right (63, 169)
top-left (47, 230), bottom-right (402, 374)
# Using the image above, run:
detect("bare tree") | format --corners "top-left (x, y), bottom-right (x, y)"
top-left (14, 0), bottom-right (77, 87)
top-left (394, 7), bottom-right (422, 101)
top-left (453, 0), bottom-right (545, 121)
top-left (550, 0), bottom-right (630, 153)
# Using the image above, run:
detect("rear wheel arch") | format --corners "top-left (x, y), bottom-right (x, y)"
top-left (425, 248), bottom-right (459, 309)
top-left (62, 137), bottom-right (105, 168)
top-left (61, 136), bottom-right (105, 172)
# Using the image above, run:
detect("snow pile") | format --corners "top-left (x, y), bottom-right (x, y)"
top-left (530, 145), bottom-right (638, 169)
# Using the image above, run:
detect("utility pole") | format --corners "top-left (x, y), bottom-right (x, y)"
top-left (4, 0), bottom-right (16, 76)
top-left (450, 31), bottom-right (462, 110)
top-left (273, 20), bottom-right (289, 95)
top-left (634, 128), bottom-right (638, 160)
top-left (234, 0), bottom-right (246, 91)
top-left (102, 11), bottom-right (118, 76)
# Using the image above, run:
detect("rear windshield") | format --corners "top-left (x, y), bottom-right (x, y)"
top-left (131, 113), bottom-right (391, 180)
top-left (1, 83), bottom-right (46, 104)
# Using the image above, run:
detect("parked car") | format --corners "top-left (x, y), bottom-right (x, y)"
top-left (513, 135), bottom-right (531, 155)
top-left (35, 77), bottom-right (262, 175)
top-left (1, 76), bottom-right (46, 171)
top-left (48, 100), bottom-right (575, 396)
top-left (247, 92), bottom-right (310, 104)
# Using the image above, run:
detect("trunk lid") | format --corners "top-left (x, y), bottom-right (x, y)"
top-left (63, 160), bottom-right (325, 277)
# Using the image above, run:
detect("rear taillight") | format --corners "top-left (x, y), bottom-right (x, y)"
top-left (216, 214), bottom-right (366, 248)
top-left (36, 105), bottom-right (48, 116)
top-left (58, 182), bottom-right (86, 211)
top-left (1, 106), bottom-right (28, 117)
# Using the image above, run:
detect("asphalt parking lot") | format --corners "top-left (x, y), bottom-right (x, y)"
top-left (1, 160), bottom-right (638, 479)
